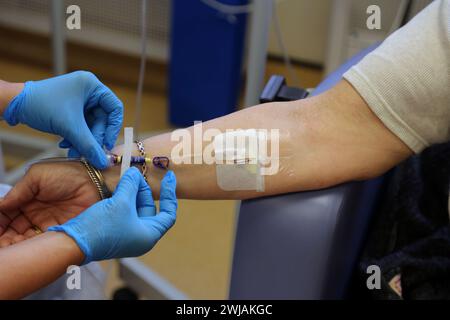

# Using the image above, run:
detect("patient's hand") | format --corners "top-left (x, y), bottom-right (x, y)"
top-left (0, 162), bottom-right (99, 247)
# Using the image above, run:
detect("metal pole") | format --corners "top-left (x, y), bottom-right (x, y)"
top-left (324, 0), bottom-right (351, 76)
top-left (0, 139), bottom-right (5, 183)
top-left (234, 2), bottom-right (272, 292)
top-left (51, 0), bottom-right (66, 75)
top-left (243, 0), bottom-right (273, 107)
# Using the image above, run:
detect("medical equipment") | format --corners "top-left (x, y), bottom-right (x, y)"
top-left (29, 153), bottom-right (170, 171)
top-left (214, 129), bottom-right (265, 192)
top-left (26, 149), bottom-right (170, 216)
top-left (106, 153), bottom-right (170, 170)
top-left (27, 149), bottom-right (168, 201)
top-left (120, 127), bottom-right (134, 178)
top-left (133, 0), bottom-right (148, 136)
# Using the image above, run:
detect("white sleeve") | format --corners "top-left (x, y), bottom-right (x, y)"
top-left (343, 0), bottom-right (450, 153)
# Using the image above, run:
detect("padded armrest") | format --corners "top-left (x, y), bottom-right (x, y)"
top-left (230, 178), bottom-right (385, 299)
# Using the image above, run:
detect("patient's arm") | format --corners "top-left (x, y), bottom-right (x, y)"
top-left (104, 80), bottom-right (412, 199)
top-left (0, 80), bottom-right (411, 249)
top-left (0, 231), bottom-right (84, 299)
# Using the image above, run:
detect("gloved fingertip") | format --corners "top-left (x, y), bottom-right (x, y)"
top-left (59, 139), bottom-right (72, 148)
top-left (117, 167), bottom-right (141, 187)
top-left (126, 166), bottom-right (142, 179)
top-left (92, 152), bottom-right (108, 170)
top-left (83, 136), bottom-right (109, 169)
top-left (114, 167), bottom-right (142, 198)
top-left (68, 148), bottom-right (81, 158)
top-left (104, 125), bottom-right (121, 150)
top-left (163, 170), bottom-right (176, 184)
top-left (104, 140), bottom-right (115, 151)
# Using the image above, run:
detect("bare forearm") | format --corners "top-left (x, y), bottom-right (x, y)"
top-left (0, 232), bottom-right (84, 299)
top-left (0, 80), bottom-right (24, 115)
top-left (105, 80), bottom-right (412, 200)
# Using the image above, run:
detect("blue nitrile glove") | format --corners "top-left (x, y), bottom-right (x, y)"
top-left (48, 168), bottom-right (177, 264)
top-left (3, 71), bottom-right (123, 169)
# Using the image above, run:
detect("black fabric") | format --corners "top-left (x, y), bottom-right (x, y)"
top-left (353, 143), bottom-right (450, 299)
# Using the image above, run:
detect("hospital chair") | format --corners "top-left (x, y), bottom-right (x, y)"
top-left (115, 44), bottom-right (384, 300)
top-left (229, 43), bottom-right (385, 299)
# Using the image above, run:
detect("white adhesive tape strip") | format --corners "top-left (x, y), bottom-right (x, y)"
top-left (120, 127), bottom-right (133, 177)
top-left (214, 129), bottom-right (265, 192)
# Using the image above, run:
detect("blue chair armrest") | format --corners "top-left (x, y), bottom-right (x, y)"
top-left (229, 43), bottom-right (383, 299)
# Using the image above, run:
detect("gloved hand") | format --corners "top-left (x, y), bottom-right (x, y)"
top-left (48, 168), bottom-right (177, 264)
top-left (3, 71), bottom-right (123, 169)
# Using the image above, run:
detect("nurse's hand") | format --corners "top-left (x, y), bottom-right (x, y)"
top-left (49, 168), bottom-right (177, 264)
top-left (0, 162), bottom-right (97, 247)
top-left (2, 71), bottom-right (123, 169)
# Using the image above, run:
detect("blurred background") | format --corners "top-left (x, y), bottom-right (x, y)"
top-left (0, 0), bottom-right (429, 299)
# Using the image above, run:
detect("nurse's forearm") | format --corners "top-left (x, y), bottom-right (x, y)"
top-left (0, 232), bottom-right (84, 299)
top-left (0, 80), bottom-right (24, 115)
top-left (104, 80), bottom-right (412, 200)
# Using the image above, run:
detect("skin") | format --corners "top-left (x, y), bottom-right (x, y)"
top-left (0, 231), bottom-right (84, 300)
top-left (0, 162), bottom-right (98, 247)
top-left (0, 83), bottom-right (93, 299)
top-left (0, 80), bottom-right (23, 113)
top-left (0, 161), bottom-right (94, 299)
top-left (0, 78), bottom-right (413, 299)
top-left (104, 80), bottom-right (412, 199)
top-left (0, 80), bottom-right (413, 241)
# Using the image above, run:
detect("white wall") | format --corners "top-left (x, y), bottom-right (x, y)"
top-left (267, 0), bottom-right (431, 66)
top-left (268, 0), bottom-right (332, 65)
